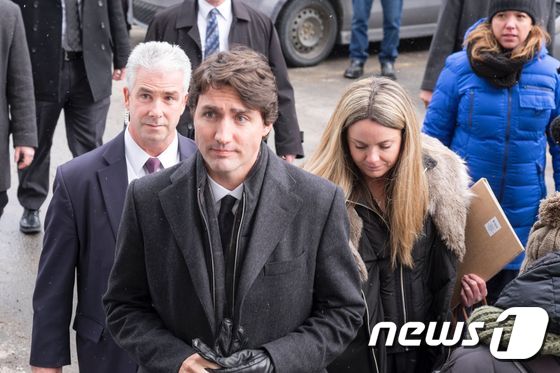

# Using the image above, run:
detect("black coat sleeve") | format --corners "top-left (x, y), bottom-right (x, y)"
top-left (265, 20), bottom-right (304, 158)
top-left (420, 0), bottom-right (464, 92)
top-left (108, 0), bottom-right (130, 69)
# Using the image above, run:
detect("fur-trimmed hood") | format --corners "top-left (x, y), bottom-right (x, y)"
top-left (347, 134), bottom-right (472, 281)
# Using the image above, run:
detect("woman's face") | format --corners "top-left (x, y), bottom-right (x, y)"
top-left (491, 11), bottom-right (533, 50)
top-left (347, 119), bottom-right (402, 181)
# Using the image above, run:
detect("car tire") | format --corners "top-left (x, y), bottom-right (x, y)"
top-left (277, 0), bottom-right (338, 67)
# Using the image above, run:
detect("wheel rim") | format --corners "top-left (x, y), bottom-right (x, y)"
top-left (289, 6), bottom-right (331, 58)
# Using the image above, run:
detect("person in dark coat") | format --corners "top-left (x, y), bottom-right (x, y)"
top-left (419, 0), bottom-right (555, 107)
top-left (440, 192), bottom-right (560, 373)
top-left (30, 42), bottom-right (197, 373)
top-left (103, 47), bottom-right (364, 373)
top-left (13, 0), bottom-right (130, 234)
top-left (0, 0), bottom-right (37, 219)
top-left (305, 77), bottom-right (471, 373)
top-left (423, 0), bottom-right (560, 303)
top-left (144, 0), bottom-right (304, 162)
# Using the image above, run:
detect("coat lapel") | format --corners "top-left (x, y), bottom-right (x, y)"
top-left (158, 159), bottom-right (216, 333)
top-left (177, 0), bottom-right (202, 62)
top-left (236, 155), bottom-right (302, 309)
top-left (97, 132), bottom-right (128, 240)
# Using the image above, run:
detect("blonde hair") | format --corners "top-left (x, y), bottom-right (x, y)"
top-left (465, 21), bottom-right (549, 62)
top-left (305, 77), bottom-right (428, 268)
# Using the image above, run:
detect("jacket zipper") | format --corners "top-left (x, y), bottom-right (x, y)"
top-left (499, 88), bottom-right (512, 201)
top-left (468, 89), bottom-right (474, 128)
top-left (522, 84), bottom-right (553, 92)
top-left (197, 187), bottom-right (216, 309)
top-left (231, 192), bottom-right (246, 318)
top-left (400, 264), bottom-right (408, 351)
top-left (362, 290), bottom-right (380, 373)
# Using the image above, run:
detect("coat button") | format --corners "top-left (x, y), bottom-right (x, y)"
top-left (33, 24), bottom-right (38, 32)
top-left (98, 0), bottom-right (103, 6)
top-left (31, 47), bottom-right (36, 53)
top-left (33, 1), bottom-right (39, 7)
top-left (100, 22), bottom-right (105, 29)
top-left (101, 44), bottom-right (106, 50)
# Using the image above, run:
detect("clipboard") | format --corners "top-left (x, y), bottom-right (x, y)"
top-left (450, 178), bottom-right (525, 308)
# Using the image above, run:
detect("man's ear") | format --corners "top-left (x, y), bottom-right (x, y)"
top-left (181, 93), bottom-right (189, 115)
top-left (123, 87), bottom-right (130, 110)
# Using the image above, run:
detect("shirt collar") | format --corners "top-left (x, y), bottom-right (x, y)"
top-left (198, 0), bottom-right (232, 21)
top-left (124, 127), bottom-right (179, 174)
top-left (207, 175), bottom-right (244, 204)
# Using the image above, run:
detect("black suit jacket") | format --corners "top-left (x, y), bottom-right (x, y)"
top-left (30, 131), bottom-right (197, 372)
top-left (103, 146), bottom-right (365, 373)
top-left (13, 0), bottom-right (130, 102)
top-left (145, 0), bottom-right (304, 158)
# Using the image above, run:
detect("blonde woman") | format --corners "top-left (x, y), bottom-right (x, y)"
top-left (423, 0), bottom-right (560, 303)
top-left (306, 77), bottom-right (471, 373)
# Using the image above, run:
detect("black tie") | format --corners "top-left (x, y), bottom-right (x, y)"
top-left (218, 195), bottom-right (237, 258)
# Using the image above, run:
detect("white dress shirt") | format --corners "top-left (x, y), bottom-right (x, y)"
top-left (198, 0), bottom-right (233, 57)
top-left (208, 175), bottom-right (243, 214)
top-left (124, 128), bottom-right (180, 184)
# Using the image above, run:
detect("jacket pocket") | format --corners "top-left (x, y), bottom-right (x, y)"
top-left (264, 251), bottom-right (306, 276)
top-left (519, 86), bottom-right (555, 110)
top-left (73, 314), bottom-right (105, 343)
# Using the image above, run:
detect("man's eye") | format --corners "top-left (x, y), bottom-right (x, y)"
top-left (236, 114), bottom-right (249, 123)
top-left (203, 111), bottom-right (215, 119)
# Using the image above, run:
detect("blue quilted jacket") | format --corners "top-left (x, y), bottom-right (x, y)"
top-left (423, 37), bottom-right (560, 270)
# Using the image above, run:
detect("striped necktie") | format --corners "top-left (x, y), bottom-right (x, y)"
top-left (205, 8), bottom-right (220, 59)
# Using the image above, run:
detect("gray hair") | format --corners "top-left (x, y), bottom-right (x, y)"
top-left (125, 41), bottom-right (191, 93)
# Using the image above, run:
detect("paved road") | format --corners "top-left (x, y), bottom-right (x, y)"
top-left (0, 27), bottom-right (554, 372)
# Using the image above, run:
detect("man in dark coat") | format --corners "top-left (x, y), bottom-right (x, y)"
top-left (103, 48), bottom-right (364, 373)
top-left (0, 0), bottom-right (37, 218)
top-left (144, 0), bottom-right (304, 162)
top-left (419, 0), bottom-right (555, 107)
top-left (13, 0), bottom-right (130, 233)
top-left (30, 42), bottom-right (197, 373)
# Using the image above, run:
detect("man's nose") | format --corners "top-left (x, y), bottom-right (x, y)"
top-left (149, 99), bottom-right (164, 117)
top-left (214, 119), bottom-right (233, 143)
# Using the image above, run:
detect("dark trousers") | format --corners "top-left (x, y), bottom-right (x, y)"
top-left (0, 190), bottom-right (7, 218)
top-left (17, 57), bottom-right (110, 210)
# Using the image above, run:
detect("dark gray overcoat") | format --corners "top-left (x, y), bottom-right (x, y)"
top-left (104, 146), bottom-right (365, 373)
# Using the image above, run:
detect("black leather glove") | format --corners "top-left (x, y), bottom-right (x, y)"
top-left (193, 340), bottom-right (274, 372)
top-left (214, 318), bottom-right (247, 357)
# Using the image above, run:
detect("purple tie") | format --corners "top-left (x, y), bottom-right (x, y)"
top-left (144, 157), bottom-right (162, 174)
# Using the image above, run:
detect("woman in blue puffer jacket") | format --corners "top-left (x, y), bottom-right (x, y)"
top-left (423, 0), bottom-right (560, 303)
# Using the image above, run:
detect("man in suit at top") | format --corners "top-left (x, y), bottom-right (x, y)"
top-left (103, 47), bottom-right (364, 373)
top-left (0, 0), bottom-right (37, 219)
top-left (13, 0), bottom-right (130, 234)
top-left (30, 41), bottom-right (197, 373)
top-left (145, 0), bottom-right (304, 163)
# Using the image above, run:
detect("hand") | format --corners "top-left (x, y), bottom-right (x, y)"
top-left (460, 273), bottom-right (487, 307)
top-left (113, 68), bottom-right (125, 81)
top-left (280, 154), bottom-right (295, 163)
top-left (31, 366), bottom-right (62, 373)
top-left (214, 319), bottom-right (247, 357)
top-left (419, 90), bottom-right (433, 108)
top-left (193, 340), bottom-right (273, 373)
top-left (179, 353), bottom-right (220, 373)
top-left (14, 146), bottom-right (34, 169)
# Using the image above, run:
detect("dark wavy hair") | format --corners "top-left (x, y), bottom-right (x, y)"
top-left (188, 46), bottom-right (278, 126)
